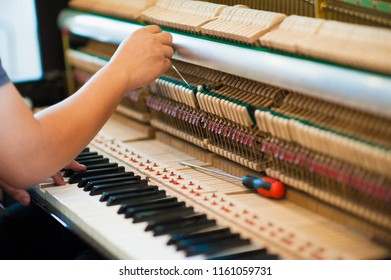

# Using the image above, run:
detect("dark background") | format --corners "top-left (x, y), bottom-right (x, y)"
top-left (16, 0), bottom-right (69, 107)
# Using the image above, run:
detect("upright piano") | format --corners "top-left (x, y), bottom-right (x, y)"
top-left (32, 0), bottom-right (391, 260)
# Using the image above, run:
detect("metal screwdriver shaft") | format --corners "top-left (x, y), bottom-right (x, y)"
top-left (180, 162), bottom-right (286, 199)
top-left (180, 162), bottom-right (242, 180)
top-left (172, 64), bottom-right (192, 88)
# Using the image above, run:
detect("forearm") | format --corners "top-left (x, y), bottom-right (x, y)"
top-left (0, 25), bottom-right (172, 189)
top-left (35, 65), bottom-right (128, 160)
top-left (0, 66), bottom-right (127, 188)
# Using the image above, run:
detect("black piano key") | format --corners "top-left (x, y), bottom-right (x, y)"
top-left (100, 184), bottom-right (154, 201)
top-left (124, 201), bottom-right (185, 218)
top-left (74, 154), bottom-right (103, 161)
top-left (118, 196), bottom-right (178, 214)
top-left (78, 172), bottom-right (135, 188)
top-left (76, 157), bottom-right (110, 166)
top-left (206, 244), bottom-right (272, 260)
top-left (168, 225), bottom-right (230, 245)
top-left (90, 180), bottom-right (148, 196)
top-left (76, 151), bottom-right (98, 159)
top-left (61, 149), bottom-right (93, 171)
top-left (133, 206), bottom-right (193, 224)
top-left (125, 202), bottom-right (186, 222)
top-left (153, 219), bottom-right (216, 236)
top-left (64, 156), bottom-right (107, 176)
top-left (108, 190), bottom-right (167, 206)
top-left (85, 175), bottom-right (141, 192)
top-left (149, 213), bottom-right (210, 236)
top-left (81, 163), bottom-right (118, 169)
top-left (160, 220), bottom-right (217, 238)
top-left (65, 163), bottom-right (119, 177)
top-left (68, 166), bottom-right (125, 184)
top-left (184, 236), bottom-right (251, 257)
top-left (100, 185), bottom-right (158, 202)
top-left (175, 231), bottom-right (239, 251)
top-left (145, 212), bottom-right (208, 234)
top-left (63, 170), bottom-right (73, 177)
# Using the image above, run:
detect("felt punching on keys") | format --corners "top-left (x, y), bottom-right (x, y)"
top-left (180, 162), bottom-right (286, 199)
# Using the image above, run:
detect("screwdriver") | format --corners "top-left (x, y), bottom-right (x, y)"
top-left (172, 64), bottom-right (192, 88)
top-left (172, 64), bottom-right (209, 92)
top-left (180, 162), bottom-right (285, 199)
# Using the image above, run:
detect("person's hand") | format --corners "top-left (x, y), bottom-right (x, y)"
top-left (0, 160), bottom-right (86, 206)
top-left (0, 181), bottom-right (31, 207)
top-left (107, 25), bottom-right (174, 90)
top-left (51, 160), bottom-right (86, 185)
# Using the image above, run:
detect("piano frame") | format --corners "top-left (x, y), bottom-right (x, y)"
top-left (33, 8), bottom-right (391, 259)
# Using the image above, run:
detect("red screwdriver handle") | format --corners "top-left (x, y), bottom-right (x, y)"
top-left (258, 177), bottom-right (285, 199)
top-left (242, 176), bottom-right (285, 199)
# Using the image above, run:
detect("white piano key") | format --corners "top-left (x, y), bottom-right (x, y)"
top-left (41, 183), bottom-right (200, 260)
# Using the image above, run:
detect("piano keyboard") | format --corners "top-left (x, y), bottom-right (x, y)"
top-left (31, 131), bottom-right (389, 260)
top-left (31, 145), bottom-right (278, 260)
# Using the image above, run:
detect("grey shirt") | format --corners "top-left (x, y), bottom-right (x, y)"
top-left (0, 58), bottom-right (10, 86)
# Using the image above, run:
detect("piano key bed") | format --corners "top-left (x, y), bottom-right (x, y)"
top-left (30, 133), bottom-right (389, 260)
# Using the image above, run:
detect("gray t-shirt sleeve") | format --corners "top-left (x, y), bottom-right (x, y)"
top-left (0, 58), bottom-right (10, 87)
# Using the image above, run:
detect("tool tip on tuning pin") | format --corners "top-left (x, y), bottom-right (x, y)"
top-left (189, 85), bottom-right (197, 94)
top-left (171, 64), bottom-right (194, 91)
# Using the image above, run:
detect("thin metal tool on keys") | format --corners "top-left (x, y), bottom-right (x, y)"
top-left (180, 162), bottom-right (286, 199)
top-left (172, 64), bottom-right (192, 88)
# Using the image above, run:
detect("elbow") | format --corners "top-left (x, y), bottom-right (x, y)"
top-left (0, 168), bottom-right (49, 190)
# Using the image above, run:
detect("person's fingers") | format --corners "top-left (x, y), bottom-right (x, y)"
top-left (11, 189), bottom-right (31, 206)
top-left (163, 45), bottom-right (174, 59)
top-left (144, 25), bottom-right (162, 34)
top-left (156, 32), bottom-right (173, 46)
top-left (1, 184), bottom-right (30, 206)
top-left (52, 172), bottom-right (65, 186)
top-left (163, 58), bottom-right (172, 72)
top-left (64, 160), bottom-right (86, 171)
